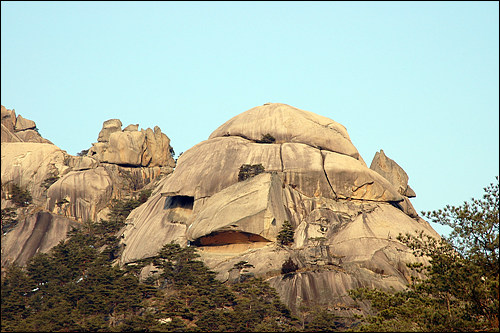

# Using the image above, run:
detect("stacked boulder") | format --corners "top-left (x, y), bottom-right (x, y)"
top-left (88, 119), bottom-right (175, 168)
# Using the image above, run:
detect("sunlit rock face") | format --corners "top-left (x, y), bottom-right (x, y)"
top-left (1, 111), bottom-right (176, 270)
top-left (119, 103), bottom-right (441, 314)
top-left (88, 120), bottom-right (176, 168)
top-left (1, 105), bottom-right (53, 144)
top-left (209, 102), bottom-right (364, 163)
top-left (1, 143), bottom-right (70, 206)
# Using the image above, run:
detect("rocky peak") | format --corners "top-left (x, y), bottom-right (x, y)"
top-left (1, 105), bottom-right (52, 144)
top-left (2, 102), bottom-right (442, 318)
top-left (370, 149), bottom-right (416, 198)
top-left (88, 119), bottom-right (176, 168)
top-left (117, 103), bottom-right (441, 315)
top-left (210, 102), bottom-right (364, 163)
top-left (97, 118), bottom-right (123, 143)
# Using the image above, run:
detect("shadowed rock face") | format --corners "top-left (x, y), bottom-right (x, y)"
top-left (118, 103), bottom-right (441, 315)
top-left (193, 231), bottom-right (271, 246)
top-left (1, 211), bottom-right (80, 267)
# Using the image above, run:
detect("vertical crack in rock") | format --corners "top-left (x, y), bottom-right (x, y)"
top-left (361, 206), bottom-right (376, 237)
top-left (320, 150), bottom-right (337, 199)
top-left (279, 143), bottom-right (284, 172)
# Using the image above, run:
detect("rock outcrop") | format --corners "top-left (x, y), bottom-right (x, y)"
top-left (1, 105), bottom-right (53, 144)
top-left (370, 149), bottom-right (416, 198)
top-left (1, 110), bottom-right (176, 267)
top-left (2, 102), bottom-right (441, 317)
top-left (1, 143), bottom-right (70, 206)
top-left (88, 120), bottom-right (176, 168)
top-left (1, 210), bottom-right (80, 267)
top-left (118, 103), bottom-right (441, 315)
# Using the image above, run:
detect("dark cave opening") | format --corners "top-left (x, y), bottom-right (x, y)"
top-left (163, 195), bottom-right (194, 210)
top-left (192, 230), bottom-right (271, 247)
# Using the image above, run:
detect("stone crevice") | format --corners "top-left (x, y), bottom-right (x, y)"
top-left (320, 149), bottom-right (337, 200)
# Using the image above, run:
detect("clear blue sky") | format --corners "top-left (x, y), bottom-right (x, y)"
top-left (2, 1), bottom-right (498, 237)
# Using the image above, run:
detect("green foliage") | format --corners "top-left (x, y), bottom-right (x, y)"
top-left (9, 183), bottom-right (32, 207)
top-left (281, 257), bottom-right (299, 275)
top-left (1, 207), bottom-right (18, 234)
top-left (228, 277), bottom-right (298, 331)
top-left (238, 163), bottom-right (265, 182)
top-left (1, 199), bottom-right (153, 332)
top-left (421, 176), bottom-right (499, 274)
top-left (137, 188), bottom-right (152, 204)
top-left (304, 308), bottom-right (344, 332)
top-left (76, 149), bottom-right (89, 156)
top-left (350, 177), bottom-right (499, 332)
top-left (256, 133), bottom-right (276, 144)
top-left (107, 198), bottom-right (142, 223)
top-left (234, 260), bottom-right (254, 271)
top-left (41, 175), bottom-right (60, 190)
top-left (277, 220), bottom-right (295, 246)
top-left (233, 260), bottom-right (255, 282)
top-left (2, 192), bottom-right (363, 332)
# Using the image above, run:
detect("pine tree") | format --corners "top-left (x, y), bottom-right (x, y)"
top-left (277, 220), bottom-right (295, 246)
top-left (350, 176), bottom-right (499, 332)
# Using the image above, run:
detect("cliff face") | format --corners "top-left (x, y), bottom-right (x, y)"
top-left (118, 103), bottom-right (441, 314)
top-left (1, 102), bottom-right (441, 316)
top-left (1, 106), bottom-right (175, 267)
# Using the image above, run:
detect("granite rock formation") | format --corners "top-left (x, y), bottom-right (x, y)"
top-left (88, 120), bottom-right (176, 168)
top-left (1, 105), bottom-right (53, 144)
top-left (118, 103), bottom-right (441, 314)
top-left (2, 102), bottom-right (441, 317)
top-left (1, 110), bottom-right (175, 267)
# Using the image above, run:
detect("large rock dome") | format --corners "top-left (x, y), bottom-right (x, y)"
top-left (119, 103), bottom-right (440, 314)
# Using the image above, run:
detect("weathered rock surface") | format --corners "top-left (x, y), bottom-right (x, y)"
top-left (1, 105), bottom-right (17, 132)
top-left (160, 138), bottom-right (401, 203)
top-left (187, 173), bottom-right (288, 243)
top-left (1, 210), bottom-right (80, 267)
top-left (1, 101), bottom-right (442, 318)
top-left (46, 167), bottom-right (113, 223)
top-left (14, 115), bottom-right (36, 131)
top-left (322, 150), bottom-right (404, 201)
top-left (118, 102), bottom-right (441, 315)
top-left (1, 143), bottom-right (70, 205)
top-left (210, 103), bottom-right (365, 164)
top-left (1, 124), bottom-right (22, 143)
top-left (97, 118), bottom-right (122, 143)
top-left (1, 106), bottom-right (53, 144)
top-left (89, 120), bottom-right (176, 168)
top-left (2, 109), bottom-right (176, 269)
top-left (370, 149), bottom-right (416, 198)
top-left (161, 136), bottom-right (281, 198)
top-left (119, 181), bottom-right (189, 264)
top-left (45, 164), bottom-right (167, 222)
